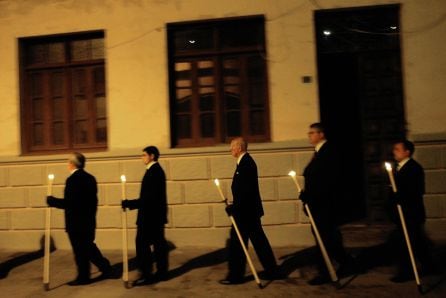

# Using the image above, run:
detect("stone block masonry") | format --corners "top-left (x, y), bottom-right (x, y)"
top-left (0, 143), bottom-right (445, 250)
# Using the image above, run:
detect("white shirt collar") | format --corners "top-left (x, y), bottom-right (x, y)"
top-left (146, 161), bottom-right (158, 170)
top-left (237, 152), bottom-right (247, 165)
top-left (397, 157), bottom-right (411, 171)
top-left (70, 168), bottom-right (79, 175)
top-left (315, 140), bottom-right (327, 152)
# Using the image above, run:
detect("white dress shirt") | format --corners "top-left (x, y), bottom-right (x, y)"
top-left (397, 157), bottom-right (411, 171)
top-left (237, 152), bottom-right (247, 165)
top-left (315, 140), bottom-right (327, 152)
top-left (146, 161), bottom-right (158, 171)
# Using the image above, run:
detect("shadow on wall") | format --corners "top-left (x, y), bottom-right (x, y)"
top-left (0, 235), bottom-right (56, 279)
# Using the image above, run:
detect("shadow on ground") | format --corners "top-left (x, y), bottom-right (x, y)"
top-left (276, 235), bottom-right (446, 292)
top-left (168, 248), bottom-right (227, 280)
top-left (0, 235), bottom-right (56, 279)
top-left (109, 240), bottom-right (228, 281)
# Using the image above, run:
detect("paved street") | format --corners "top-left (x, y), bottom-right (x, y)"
top-left (1, 231), bottom-right (445, 298)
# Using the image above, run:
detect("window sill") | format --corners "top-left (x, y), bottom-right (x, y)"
top-left (0, 140), bottom-right (311, 165)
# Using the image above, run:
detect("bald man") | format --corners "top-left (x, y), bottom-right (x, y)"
top-left (219, 137), bottom-right (280, 285)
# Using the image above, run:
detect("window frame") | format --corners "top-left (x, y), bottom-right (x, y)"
top-left (167, 15), bottom-right (271, 148)
top-left (19, 30), bottom-right (107, 155)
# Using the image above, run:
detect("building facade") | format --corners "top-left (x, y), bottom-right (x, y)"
top-left (0, 0), bottom-right (445, 250)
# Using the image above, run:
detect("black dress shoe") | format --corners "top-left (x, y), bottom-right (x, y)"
top-left (133, 276), bottom-right (155, 286)
top-left (422, 264), bottom-right (441, 276)
top-left (308, 275), bottom-right (331, 286)
top-left (390, 274), bottom-right (414, 283)
top-left (68, 278), bottom-right (91, 286)
top-left (98, 267), bottom-right (119, 280)
top-left (337, 263), bottom-right (360, 278)
top-left (154, 271), bottom-right (168, 282)
top-left (259, 270), bottom-right (287, 280)
top-left (337, 256), bottom-right (364, 278)
top-left (219, 278), bottom-right (244, 285)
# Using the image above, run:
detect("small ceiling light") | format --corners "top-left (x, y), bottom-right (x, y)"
top-left (323, 30), bottom-right (332, 36)
top-left (188, 40), bottom-right (196, 44)
top-left (390, 26), bottom-right (397, 30)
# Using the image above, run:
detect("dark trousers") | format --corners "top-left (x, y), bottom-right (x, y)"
top-left (68, 231), bottom-right (111, 280)
top-left (135, 224), bottom-right (168, 277)
top-left (227, 217), bottom-right (277, 279)
top-left (395, 221), bottom-right (433, 274)
top-left (311, 210), bottom-right (349, 275)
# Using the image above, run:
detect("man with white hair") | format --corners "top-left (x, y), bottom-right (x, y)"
top-left (47, 152), bottom-right (113, 285)
top-left (220, 137), bottom-right (280, 285)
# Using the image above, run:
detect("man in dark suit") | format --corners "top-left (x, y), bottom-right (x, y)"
top-left (299, 123), bottom-right (355, 285)
top-left (220, 137), bottom-right (279, 285)
top-left (121, 146), bottom-right (168, 286)
top-left (47, 152), bottom-right (112, 286)
top-left (389, 140), bottom-right (435, 282)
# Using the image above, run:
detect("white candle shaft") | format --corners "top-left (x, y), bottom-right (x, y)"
top-left (120, 176), bottom-right (129, 283)
top-left (291, 176), bottom-right (302, 193)
top-left (47, 180), bottom-right (53, 196)
top-left (386, 169), bottom-right (398, 193)
top-left (121, 180), bottom-right (126, 200)
top-left (43, 207), bottom-right (51, 285)
top-left (304, 203), bottom-right (338, 282)
top-left (215, 184), bottom-right (225, 201)
top-left (397, 204), bottom-right (421, 285)
top-left (121, 210), bottom-right (129, 282)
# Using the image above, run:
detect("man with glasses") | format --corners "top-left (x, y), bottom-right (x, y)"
top-left (300, 123), bottom-right (356, 285)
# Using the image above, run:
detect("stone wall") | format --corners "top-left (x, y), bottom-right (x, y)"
top-left (1, 142), bottom-right (446, 251)
top-left (413, 142), bottom-right (446, 240)
top-left (0, 147), bottom-right (313, 250)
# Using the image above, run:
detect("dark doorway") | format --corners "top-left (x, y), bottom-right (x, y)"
top-left (315, 4), bottom-right (406, 223)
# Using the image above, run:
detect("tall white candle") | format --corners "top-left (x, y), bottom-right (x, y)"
top-left (47, 174), bottom-right (55, 196)
top-left (385, 162), bottom-right (421, 287)
top-left (288, 170), bottom-right (337, 283)
top-left (385, 162), bottom-right (397, 193)
top-left (43, 173), bottom-right (54, 288)
top-left (120, 174), bottom-right (129, 285)
top-left (214, 179), bottom-right (226, 201)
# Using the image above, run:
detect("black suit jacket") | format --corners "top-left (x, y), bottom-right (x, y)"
top-left (301, 142), bottom-right (339, 219)
top-left (391, 158), bottom-right (426, 224)
top-left (231, 153), bottom-right (264, 220)
top-left (50, 169), bottom-right (98, 233)
top-left (128, 162), bottom-right (168, 228)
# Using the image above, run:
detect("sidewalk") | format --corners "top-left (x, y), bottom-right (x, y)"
top-left (1, 239), bottom-right (445, 298)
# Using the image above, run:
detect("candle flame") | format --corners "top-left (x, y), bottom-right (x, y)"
top-left (288, 170), bottom-right (296, 177)
top-left (214, 178), bottom-right (220, 186)
top-left (48, 174), bottom-right (55, 180)
top-left (384, 162), bottom-right (392, 171)
top-left (120, 175), bottom-right (126, 182)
